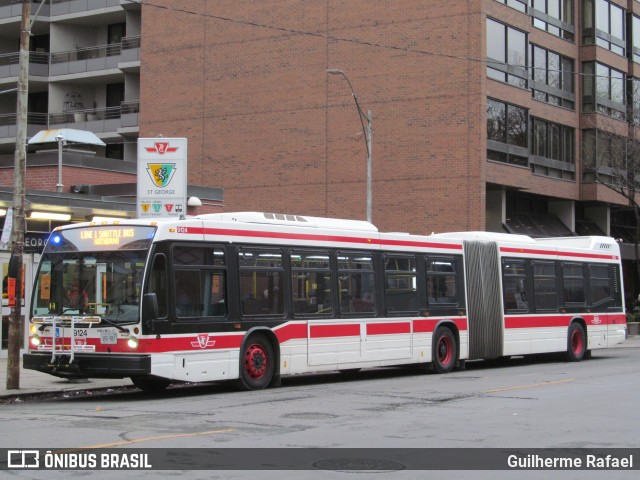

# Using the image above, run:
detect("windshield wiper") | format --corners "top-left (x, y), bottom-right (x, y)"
top-left (98, 317), bottom-right (129, 332)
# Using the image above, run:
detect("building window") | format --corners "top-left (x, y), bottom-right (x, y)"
top-left (530, 44), bottom-right (574, 109)
top-left (486, 18), bottom-right (528, 88)
top-left (487, 98), bottom-right (529, 167)
top-left (582, 62), bottom-right (625, 120)
top-left (530, 117), bottom-right (575, 180)
top-left (494, 0), bottom-right (528, 13)
top-left (582, 129), bottom-right (629, 184)
top-left (583, 0), bottom-right (625, 56)
top-left (632, 16), bottom-right (640, 63)
top-left (632, 78), bottom-right (640, 126)
top-left (530, 0), bottom-right (575, 41)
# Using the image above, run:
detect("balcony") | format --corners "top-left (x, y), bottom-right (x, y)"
top-left (0, 112), bottom-right (48, 140)
top-left (0, 51), bottom-right (49, 79)
top-left (0, 0), bottom-right (49, 21)
top-left (49, 100), bottom-right (139, 133)
top-left (49, 36), bottom-right (139, 77)
top-left (50, 44), bottom-right (122, 76)
top-left (0, 100), bottom-right (138, 141)
top-left (120, 35), bottom-right (140, 66)
top-left (50, 0), bottom-right (121, 17)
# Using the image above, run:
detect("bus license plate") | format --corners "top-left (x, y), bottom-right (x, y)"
top-left (100, 331), bottom-right (117, 344)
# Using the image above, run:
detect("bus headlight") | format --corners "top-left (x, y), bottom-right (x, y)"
top-left (127, 335), bottom-right (139, 350)
top-left (31, 335), bottom-right (41, 347)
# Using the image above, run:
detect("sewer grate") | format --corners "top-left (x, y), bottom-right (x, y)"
top-left (313, 457), bottom-right (406, 472)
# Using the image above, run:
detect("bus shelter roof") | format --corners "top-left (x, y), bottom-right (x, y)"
top-left (28, 128), bottom-right (106, 146)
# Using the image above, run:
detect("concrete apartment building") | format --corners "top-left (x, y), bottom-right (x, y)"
top-left (1, 0), bottom-right (639, 350)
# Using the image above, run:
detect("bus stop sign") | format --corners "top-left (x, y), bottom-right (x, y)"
top-left (137, 138), bottom-right (188, 218)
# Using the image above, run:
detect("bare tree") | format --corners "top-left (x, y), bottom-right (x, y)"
top-left (582, 112), bottom-right (640, 289)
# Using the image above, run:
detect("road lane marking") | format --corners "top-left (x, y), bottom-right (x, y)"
top-left (482, 378), bottom-right (575, 393)
top-left (80, 428), bottom-right (236, 449)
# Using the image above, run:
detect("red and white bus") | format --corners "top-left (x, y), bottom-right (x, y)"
top-left (24, 212), bottom-right (627, 392)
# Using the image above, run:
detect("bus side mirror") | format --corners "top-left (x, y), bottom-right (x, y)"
top-left (142, 293), bottom-right (159, 326)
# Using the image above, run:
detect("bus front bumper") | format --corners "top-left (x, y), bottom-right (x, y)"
top-left (23, 352), bottom-right (151, 379)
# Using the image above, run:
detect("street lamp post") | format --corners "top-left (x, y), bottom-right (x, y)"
top-left (327, 69), bottom-right (372, 223)
top-left (56, 133), bottom-right (65, 192)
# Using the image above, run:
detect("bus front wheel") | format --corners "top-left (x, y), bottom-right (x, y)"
top-left (237, 334), bottom-right (275, 390)
top-left (432, 327), bottom-right (457, 374)
top-left (566, 322), bottom-right (586, 362)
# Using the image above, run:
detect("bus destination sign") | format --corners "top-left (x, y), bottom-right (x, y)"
top-left (46, 226), bottom-right (156, 252)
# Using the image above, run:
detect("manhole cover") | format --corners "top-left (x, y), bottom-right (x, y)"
top-left (313, 458), bottom-right (406, 472)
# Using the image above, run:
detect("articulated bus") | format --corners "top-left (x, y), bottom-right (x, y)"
top-left (24, 212), bottom-right (627, 392)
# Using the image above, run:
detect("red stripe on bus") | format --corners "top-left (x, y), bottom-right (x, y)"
top-left (274, 323), bottom-right (308, 343)
top-left (377, 239), bottom-right (463, 250)
top-left (184, 227), bottom-right (462, 250)
top-left (366, 322), bottom-right (411, 335)
top-left (500, 246), bottom-right (618, 260)
top-left (310, 324), bottom-right (361, 338)
top-left (413, 318), bottom-right (468, 333)
top-left (504, 315), bottom-right (569, 329)
top-left (138, 334), bottom-right (243, 353)
top-left (504, 313), bottom-right (623, 329)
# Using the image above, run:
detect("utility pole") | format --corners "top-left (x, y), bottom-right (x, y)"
top-left (7, 0), bottom-right (31, 390)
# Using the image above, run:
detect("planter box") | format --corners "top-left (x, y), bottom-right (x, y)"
top-left (628, 322), bottom-right (640, 336)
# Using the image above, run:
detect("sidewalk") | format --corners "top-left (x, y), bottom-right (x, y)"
top-left (0, 356), bottom-right (134, 401)
top-left (1, 336), bottom-right (638, 401)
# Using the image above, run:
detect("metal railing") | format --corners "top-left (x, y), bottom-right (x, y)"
top-left (0, 51), bottom-right (49, 66)
top-left (122, 36), bottom-right (141, 50)
top-left (50, 105), bottom-right (123, 124)
top-left (51, 43), bottom-right (122, 64)
top-left (0, 112), bottom-right (48, 127)
top-left (0, 0), bottom-right (45, 7)
top-left (121, 100), bottom-right (140, 114)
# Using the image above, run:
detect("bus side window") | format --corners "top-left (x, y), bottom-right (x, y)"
top-left (502, 259), bottom-right (528, 312)
top-left (589, 264), bottom-right (611, 306)
top-left (337, 251), bottom-right (375, 314)
top-left (384, 255), bottom-right (418, 314)
top-left (533, 261), bottom-right (557, 311)
top-left (426, 257), bottom-right (458, 306)
top-left (148, 254), bottom-right (168, 317)
top-left (562, 263), bottom-right (585, 304)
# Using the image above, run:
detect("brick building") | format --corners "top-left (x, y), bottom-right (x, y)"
top-left (139, 0), bottom-right (639, 293)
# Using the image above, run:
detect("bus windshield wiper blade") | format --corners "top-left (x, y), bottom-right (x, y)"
top-left (98, 317), bottom-right (129, 332)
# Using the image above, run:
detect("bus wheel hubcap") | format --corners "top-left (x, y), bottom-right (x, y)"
top-left (245, 344), bottom-right (267, 379)
top-left (571, 331), bottom-right (583, 355)
top-left (438, 337), bottom-right (451, 365)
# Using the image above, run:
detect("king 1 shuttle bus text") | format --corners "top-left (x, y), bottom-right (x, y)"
top-left (23, 212), bottom-right (627, 392)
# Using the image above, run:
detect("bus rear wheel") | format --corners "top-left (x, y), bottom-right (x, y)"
top-left (566, 322), bottom-right (586, 362)
top-left (237, 334), bottom-right (275, 390)
top-left (131, 375), bottom-right (171, 393)
top-left (432, 327), bottom-right (457, 374)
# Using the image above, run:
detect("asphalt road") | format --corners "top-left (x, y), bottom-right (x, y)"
top-left (1, 344), bottom-right (638, 480)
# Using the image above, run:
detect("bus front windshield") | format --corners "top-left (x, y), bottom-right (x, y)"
top-left (32, 250), bottom-right (147, 323)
